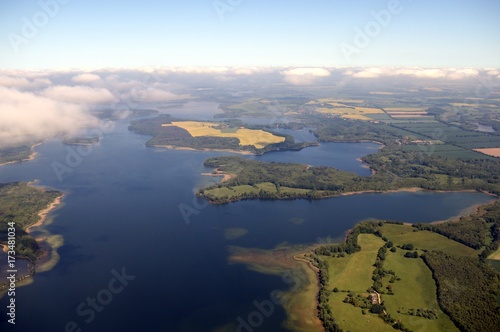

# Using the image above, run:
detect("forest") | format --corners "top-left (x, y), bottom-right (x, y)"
top-left (0, 182), bottom-right (62, 261)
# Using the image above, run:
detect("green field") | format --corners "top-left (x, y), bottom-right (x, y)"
top-left (379, 224), bottom-right (479, 257)
top-left (313, 217), bottom-right (500, 331)
top-left (326, 235), bottom-right (385, 291)
top-left (390, 121), bottom-right (500, 150)
top-left (325, 235), bottom-right (390, 331)
top-left (322, 233), bottom-right (459, 331)
top-left (383, 250), bottom-right (458, 331)
top-left (329, 292), bottom-right (390, 332)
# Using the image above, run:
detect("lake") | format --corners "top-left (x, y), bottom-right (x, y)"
top-left (0, 119), bottom-right (493, 332)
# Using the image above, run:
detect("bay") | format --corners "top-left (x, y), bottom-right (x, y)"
top-left (0, 120), bottom-right (492, 331)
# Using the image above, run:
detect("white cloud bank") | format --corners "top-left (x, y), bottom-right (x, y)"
top-left (0, 87), bottom-right (101, 147)
top-left (281, 67), bottom-right (331, 85)
top-left (72, 73), bottom-right (101, 83)
top-left (344, 67), bottom-right (482, 80)
top-left (42, 85), bottom-right (118, 104)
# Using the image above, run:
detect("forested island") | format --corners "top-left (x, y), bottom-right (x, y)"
top-left (128, 115), bottom-right (317, 155)
top-left (62, 135), bottom-right (100, 146)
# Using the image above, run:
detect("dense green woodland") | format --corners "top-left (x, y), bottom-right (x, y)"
top-left (422, 252), bottom-right (500, 332)
top-left (0, 182), bottom-right (61, 261)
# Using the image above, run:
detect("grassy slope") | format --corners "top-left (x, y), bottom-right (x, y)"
top-left (380, 224), bottom-right (479, 257)
top-left (316, 222), bottom-right (492, 332)
top-left (327, 235), bottom-right (385, 291)
top-left (325, 235), bottom-right (390, 332)
top-left (383, 250), bottom-right (458, 331)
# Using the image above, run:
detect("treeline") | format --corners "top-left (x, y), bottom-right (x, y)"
top-left (422, 252), bottom-right (500, 332)
top-left (314, 118), bottom-right (406, 145)
top-left (414, 218), bottom-right (488, 250)
top-left (199, 187), bottom-right (335, 205)
top-left (480, 202), bottom-right (500, 260)
top-left (314, 220), bottom-right (387, 256)
top-left (309, 256), bottom-right (343, 332)
top-left (0, 182), bottom-right (61, 261)
top-left (414, 201), bottom-right (500, 257)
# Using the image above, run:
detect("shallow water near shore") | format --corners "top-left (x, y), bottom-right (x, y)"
top-left (0, 119), bottom-right (493, 331)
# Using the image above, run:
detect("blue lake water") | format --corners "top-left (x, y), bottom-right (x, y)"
top-left (0, 119), bottom-right (493, 332)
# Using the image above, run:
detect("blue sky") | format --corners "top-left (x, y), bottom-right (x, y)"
top-left (0, 0), bottom-right (499, 69)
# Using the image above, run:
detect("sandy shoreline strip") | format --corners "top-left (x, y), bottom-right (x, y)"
top-left (201, 172), bottom-right (236, 182)
top-left (26, 193), bottom-right (65, 234)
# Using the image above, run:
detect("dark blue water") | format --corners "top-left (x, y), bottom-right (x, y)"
top-left (254, 142), bottom-right (379, 176)
top-left (0, 120), bottom-right (493, 332)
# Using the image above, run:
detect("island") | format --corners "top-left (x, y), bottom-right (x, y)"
top-left (62, 135), bottom-right (100, 146)
top-left (128, 115), bottom-right (317, 155)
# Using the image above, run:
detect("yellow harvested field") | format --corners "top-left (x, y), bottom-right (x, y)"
top-left (384, 107), bottom-right (428, 112)
top-left (474, 148), bottom-right (500, 158)
top-left (488, 247), bottom-right (500, 260)
top-left (389, 115), bottom-right (433, 118)
top-left (450, 103), bottom-right (497, 108)
top-left (316, 106), bottom-right (383, 121)
top-left (162, 121), bottom-right (285, 149)
top-left (307, 98), bottom-right (365, 104)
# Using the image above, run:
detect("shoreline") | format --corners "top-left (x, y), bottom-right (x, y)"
top-left (201, 172), bottom-right (236, 182)
top-left (0, 190), bottom-right (64, 297)
top-left (151, 144), bottom-right (255, 155)
top-left (0, 142), bottom-right (43, 167)
top-left (1, 191), bottom-right (64, 254)
top-left (201, 186), bottom-right (496, 205)
top-left (27, 193), bottom-right (65, 234)
top-left (228, 245), bottom-right (325, 331)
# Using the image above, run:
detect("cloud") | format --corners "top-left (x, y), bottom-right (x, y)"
top-left (0, 87), bottom-right (101, 147)
top-left (413, 68), bottom-right (448, 79)
top-left (351, 67), bottom-right (385, 78)
top-left (72, 73), bottom-right (101, 83)
top-left (281, 67), bottom-right (331, 85)
top-left (343, 67), bottom-right (482, 80)
top-left (127, 87), bottom-right (183, 102)
top-left (42, 85), bottom-right (118, 104)
top-left (0, 75), bottom-right (52, 89)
